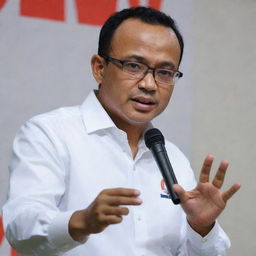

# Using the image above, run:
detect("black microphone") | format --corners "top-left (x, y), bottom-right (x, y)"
top-left (144, 128), bottom-right (180, 205)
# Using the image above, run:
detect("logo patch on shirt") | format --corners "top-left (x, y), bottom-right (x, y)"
top-left (160, 179), bottom-right (171, 199)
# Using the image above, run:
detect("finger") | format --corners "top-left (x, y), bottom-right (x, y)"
top-left (106, 195), bottom-right (142, 206)
top-left (222, 183), bottom-right (241, 202)
top-left (100, 215), bottom-right (123, 225)
top-left (212, 160), bottom-right (228, 188)
top-left (199, 154), bottom-right (214, 183)
top-left (104, 206), bottom-right (129, 216)
top-left (173, 184), bottom-right (190, 203)
top-left (102, 188), bottom-right (140, 197)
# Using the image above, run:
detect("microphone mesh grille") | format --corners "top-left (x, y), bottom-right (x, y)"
top-left (144, 128), bottom-right (165, 149)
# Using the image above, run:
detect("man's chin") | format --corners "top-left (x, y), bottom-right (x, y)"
top-left (125, 113), bottom-right (155, 126)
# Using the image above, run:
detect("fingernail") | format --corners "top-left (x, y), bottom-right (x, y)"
top-left (136, 198), bottom-right (143, 204)
top-left (134, 189), bottom-right (140, 196)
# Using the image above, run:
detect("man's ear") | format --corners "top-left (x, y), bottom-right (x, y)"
top-left (91, 55), bottom-right (105, 84)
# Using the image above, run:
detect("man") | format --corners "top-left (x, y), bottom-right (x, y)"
top-left (3, 7), bottom-right (240, 256)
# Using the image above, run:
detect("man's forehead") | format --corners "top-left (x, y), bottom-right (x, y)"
top-left (110, 19), bottom-right (179, 49)
top-left (108, 18), bottom-right (181, 67)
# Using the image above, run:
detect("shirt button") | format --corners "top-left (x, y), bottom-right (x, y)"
top-left (137, 216), bottom-right (142, 221)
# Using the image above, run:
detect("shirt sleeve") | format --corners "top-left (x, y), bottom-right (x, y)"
top-left (2, 119), bottom-right (83, 255)
top-left (181, 220), bottom-right (231, 255)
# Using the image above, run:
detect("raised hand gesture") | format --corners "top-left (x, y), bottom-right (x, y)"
top-left (173, 155), bottom-right (241, 236)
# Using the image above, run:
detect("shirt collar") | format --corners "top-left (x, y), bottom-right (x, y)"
top-left (80, 90), bottom-right (153, 154)
top-left (80, 90), bottom-right (116, 134)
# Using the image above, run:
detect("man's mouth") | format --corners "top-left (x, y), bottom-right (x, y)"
top-left (131, 97), bottom-right (156, 105)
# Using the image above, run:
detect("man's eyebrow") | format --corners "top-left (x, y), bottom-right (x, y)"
top-left (158, 61), bottom-right (176, 69)
top-left (122, 55), bottom-right (147, 63)
top-left (122, 55), bottom-right (176, 69)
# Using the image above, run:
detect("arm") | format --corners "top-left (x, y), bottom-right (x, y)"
top-left (3, 119), bottom-right (142, 255)
top-left (2, 119), bottom-right (78, 255)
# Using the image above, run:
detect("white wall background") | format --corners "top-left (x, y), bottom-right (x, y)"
top-left (190, 1), bottom-right (256, 255)
top-left (0, 0), bottom-right (255, 255)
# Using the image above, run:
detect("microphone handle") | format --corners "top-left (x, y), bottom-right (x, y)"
top-left (151, 143), bottom-right (180, 205)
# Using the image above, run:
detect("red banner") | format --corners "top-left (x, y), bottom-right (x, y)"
top-left (0, 0), bottom-right (162, 25)
top-left (0, 0), bottom-right (7, 10)
top-left (20, 0), bottom-right (65, 21)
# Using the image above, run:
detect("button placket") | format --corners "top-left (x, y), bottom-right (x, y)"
top-left (132, 165), bottom-right (149, 250)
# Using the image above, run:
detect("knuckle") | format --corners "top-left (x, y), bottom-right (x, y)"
top-left (112, 196), bottom-right (122, 205)
top-left (98, 191), bottom-right (103, 197)
top-left (97, 194), bottom-right (108, 204)
top-left (99, 189), bottom-right (108, 196)
top-left (93, 201), bottom-right (102, 212)
top-left (116, 197), bottom-right (122, 205)
top-left (116, 216), bottom-right (123, 223)
top-left (94, 205), bottom-right (105, 218)
top-left (110, 216), bottom-right (122, 224)
top-left (122, 207), bottom-right (129, 215)
top-left (97, 214), bottom-right (107, 224)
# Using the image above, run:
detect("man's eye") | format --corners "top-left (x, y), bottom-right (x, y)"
top-left (157, 69), bottom-right (174, 78)
top-left (125, 62), bottom-right (142, 70)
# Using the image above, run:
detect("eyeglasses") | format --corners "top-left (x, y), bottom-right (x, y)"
top-left (100, 54), bottom-right (183, 86)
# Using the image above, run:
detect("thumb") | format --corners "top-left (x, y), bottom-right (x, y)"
top-left (173, 184), bottom-right (189, 203)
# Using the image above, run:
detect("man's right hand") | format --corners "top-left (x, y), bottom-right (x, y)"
top-left (68, 188), bottom-right (142, 242)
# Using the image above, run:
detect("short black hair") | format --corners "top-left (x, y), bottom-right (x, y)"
top-left (98, 6), bottom-right (184, 65)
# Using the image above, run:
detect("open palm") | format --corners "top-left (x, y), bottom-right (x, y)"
top-left (173, 155), bottom-right (241, 234)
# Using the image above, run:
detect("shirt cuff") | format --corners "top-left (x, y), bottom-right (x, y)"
top-left (186, 220), bottom-right (231, 251)
top-left (48, 210), bottom-right (87, 252)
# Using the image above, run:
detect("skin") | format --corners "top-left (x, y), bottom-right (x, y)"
top-left (68, 18), bottom-right (241, 242)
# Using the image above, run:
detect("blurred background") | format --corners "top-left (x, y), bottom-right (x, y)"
top-left (0, 0), bottom-right (255, 255)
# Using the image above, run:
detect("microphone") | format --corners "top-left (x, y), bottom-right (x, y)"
top-left (144, 128), bottom-right (180, 205)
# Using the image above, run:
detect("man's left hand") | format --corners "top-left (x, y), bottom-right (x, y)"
top-left (173, 154), bottom-right (241, 236)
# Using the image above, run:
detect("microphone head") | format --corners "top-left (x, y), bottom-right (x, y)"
top-left (144, 128), bottom-right (165, 149)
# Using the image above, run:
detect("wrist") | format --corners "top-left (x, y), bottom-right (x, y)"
top-left (68, 210), bottom-right (90, 243)
top-left (187, 219), bottom-right (215, 237)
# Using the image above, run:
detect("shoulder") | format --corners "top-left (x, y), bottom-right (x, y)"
top-left (22, 105), bottom-right (83, 136)
top-left (12, 106), bottom-right (84, 164)
top-left (29, 105), bottom-right (81, 127)
top-left (164, 139), bottom-right (190, 166)
top-left (15, 105), bottom-right (83, 149)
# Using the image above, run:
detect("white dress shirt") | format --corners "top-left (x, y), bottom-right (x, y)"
top-left (3, 91), bottom-right (230, 256)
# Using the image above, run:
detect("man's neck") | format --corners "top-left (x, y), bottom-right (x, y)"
top-left (116, 121), bottom-right (146, 159)
top-left (127, 125), bottom-right (145, 159)
top-left (95, 91), bottom-right (148, 158)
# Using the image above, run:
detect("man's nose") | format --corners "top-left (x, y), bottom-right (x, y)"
top-left (138, 70), bottom-right (157, 91)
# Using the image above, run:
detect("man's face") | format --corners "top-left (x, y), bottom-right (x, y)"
top-left (94, 18), bottom-right (181, 129)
